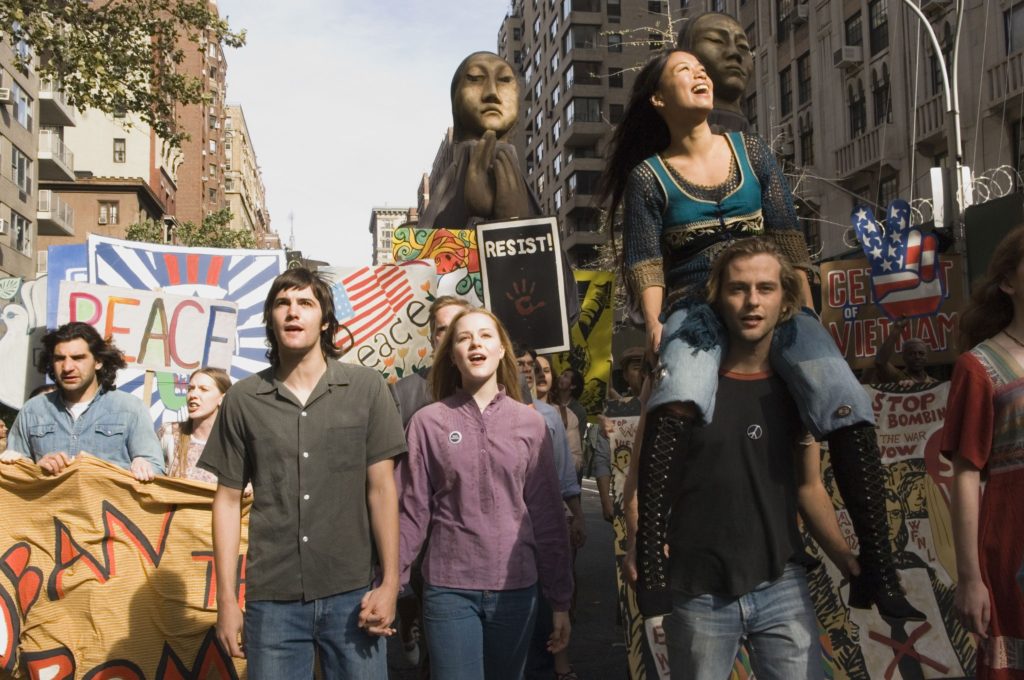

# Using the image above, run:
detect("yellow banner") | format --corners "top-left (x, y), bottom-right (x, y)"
top-left (0, 456), bottom-right (248, 680)
top-left (551, 270), bottom-right (614, 419)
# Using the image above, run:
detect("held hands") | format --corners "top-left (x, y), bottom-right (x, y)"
top-left (38, 451), bottom-right (74, 475)
top-left (358, 582), bottom-right (398, 637)
top-left (955, 577), bottom-right (992, 639)
top-left (548, 611), bottom-right (572, 654)
top-left (130, 458), bottom-right (156, 482)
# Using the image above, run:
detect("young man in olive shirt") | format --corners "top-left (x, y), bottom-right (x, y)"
top-left (200, 269), bottom-right (406, 679)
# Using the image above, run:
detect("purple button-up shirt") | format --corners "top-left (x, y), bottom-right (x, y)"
top-left (397, 389), bottom-right (574, 610)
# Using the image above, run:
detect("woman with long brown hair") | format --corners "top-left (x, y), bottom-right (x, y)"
top-left (942, 225), bottom-right (1024, 679)
top-left (396, 307), bottom-right (573, 679)
top-left (159, 367), bottom-right (231, 481)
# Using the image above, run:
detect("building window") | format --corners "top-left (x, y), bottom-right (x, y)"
top-left (12, 84), bottom-right (32, 130)
top-left (565, 61), bottom-right (601, 87)
top-left (513, 27), bottom-right (522, 41)
top-left (609, 68), bottom-right (623, 88)
top-left (12, 211), bottom-right (30, 253)
top-left (848, 81), bottom-right (867, 138)
top-left (113, 138), bottom-right (127, 163)
top-left (744, 93), bottom-right (758, 132)
top-left (552, 84), bottom-right (561, 108)
top-left (711, 0), bottom-right (725, 10)
top-left (776, 0), bottom-right (792, 43)
top-left (537, 170), bottom-right (546, 196)
top-left (550, 51), bottom-right (559, 76)
top-left (537, 140), bottom-right (545, 164)
top-left (208, 188), bottom-right (217, 202)
top-left (553, 152), bottom-right (562, 178)
top-left (845, 11), bottom-right (862, 46)
top-left (872, 64), bottom-right (891, 125)
top-left (554, 186), bottom-right (563, 211)
top-left (209, 139), bottom-right (217, 153)
top-left (98, 201), bottom-right (119, 225)
top-left (225, 177), bottom-right (235, 191)
top-left (877, 173), bottom-right (899, 210)
top-left (608, 0), bottom-right (621, 22)
top-left (779, 66), bottom-right (793, 118)
top-left (607, 32), bottom-right (623, 52)
top-left (868, 0), bottom-right (888, 55)
top-left (553, 118), bottom-right (562, 142)
top-left (566, 170), bottom-right (600, 198)
top-left (799, 115), bottom-right (814, 166)
top-left (567, 97), bottom-right (602, 124)
top-left (533, 16), bottom-right (541, 39)
top-left (534, 77), bottom-right (543, 102)
top-left (648, 1), bottom-right (664, 12)
top-left (648, 33), bottom-right (664, 50)
top-left (11, 146), bottom-right (31, 195)
top-left (1007, 3), bottom-right (1024, 54)
top-left (549, 17), bottom-right (559, 43)
top-left (609, 103), bottom-right (624, 123)
top-left (565, 24), bottom-right (599, 52)
top-left (796, 52), bottom-right (811, 106)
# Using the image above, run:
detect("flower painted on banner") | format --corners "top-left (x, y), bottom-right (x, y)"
top-left (387, 374), bottom-right (398, 384)
top-left (418, 347), bottom-right (428, 359)
top-left (383, 356), bottom-right (396, 368)
top-left (398, 347), bottom-right (409, 359)
top-left (421, 281), bottom-right (432, 292)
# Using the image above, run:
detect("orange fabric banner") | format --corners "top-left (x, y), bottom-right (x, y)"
top-left (0, 456), bottom-right (248, 679)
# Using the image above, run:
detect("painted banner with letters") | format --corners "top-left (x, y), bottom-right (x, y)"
top-left (57, 281), bottom-right (238, 374)
top-left (0, 456), bottom-right (249, 679)
top-left (478, 218), bottom-right (569, 354)
top-left (820, 256), bottom-right (965, 370)
top-left (320, 261), bottom-right (437, 384)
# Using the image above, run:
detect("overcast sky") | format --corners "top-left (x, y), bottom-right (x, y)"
top-left (216, 0), bottom-right (511, 267)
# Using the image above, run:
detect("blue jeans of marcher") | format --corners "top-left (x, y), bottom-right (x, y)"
top-left (649, 304), bottom-right (873, 440)
top-left (244, 587), bottom-right (386, 680)
top-left (663, 564), bottom-right (822, 680)
top-left (423, 583), bottom-right (538, 680)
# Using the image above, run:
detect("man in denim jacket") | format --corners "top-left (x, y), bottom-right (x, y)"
top-left (3, 322), bottom-right (164, 481)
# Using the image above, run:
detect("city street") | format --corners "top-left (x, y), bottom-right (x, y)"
top-left (388, 478), bottom-right (629, 679)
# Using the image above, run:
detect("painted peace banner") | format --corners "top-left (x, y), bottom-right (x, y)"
top-left (0, 277), bottom-right (47, 410)
top-left (391, 227), bottom-right (482, 306)
top-left (0, 456), bottom-right (249, 679)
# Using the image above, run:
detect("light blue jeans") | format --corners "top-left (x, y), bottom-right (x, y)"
top-left (649, 304), bottom-right (873, 440)
top-left (244, 587), bottom-right (386, 680)
top-left (423, 584), bottom-right (538, 680)
top-left (663, 564), bottom-right (821, 680)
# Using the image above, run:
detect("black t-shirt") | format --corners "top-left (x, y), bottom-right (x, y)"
top-left (668, 370), bottom-right (812, 598)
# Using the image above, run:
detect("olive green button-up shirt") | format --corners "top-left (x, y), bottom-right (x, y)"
top-left (199, 360), bottom-right (406, 601)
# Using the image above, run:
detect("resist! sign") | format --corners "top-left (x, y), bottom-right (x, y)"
top-left (57, 281), bottom-right (238, 374)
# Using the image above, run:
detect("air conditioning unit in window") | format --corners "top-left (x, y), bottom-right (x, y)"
top-left (0, 218), bottom-right (8, 234)
top-left (793, 4), bottom-right (809, 25)
top-left (0, 88), bottom-right (11, 105)
top-left (833, 45), bottom-right (863, 70)
top-left (98, 216), bottom-right (107, 225)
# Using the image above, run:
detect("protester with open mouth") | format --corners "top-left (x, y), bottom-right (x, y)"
top-left (396, 307), bottom-right (573, 679)
top-left (159, 367), bottom-right (234, 485)
top-left (599, 48), bottom-right (924, 623)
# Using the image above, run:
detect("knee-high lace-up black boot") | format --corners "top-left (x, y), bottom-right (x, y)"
top-left (636, 412), bottom-right (691, 617)
top-left (828, 424), bottom-right (926, 621)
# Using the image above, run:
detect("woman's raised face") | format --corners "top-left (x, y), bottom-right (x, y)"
top-left (451, 312), bottom-right (505, 385)
top-left (652, 51), bottom-right (714, 116)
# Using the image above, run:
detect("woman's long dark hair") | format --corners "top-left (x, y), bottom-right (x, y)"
top-left (958, 224), bottom-right (1024, 350)
top-left (597, 48), bottom-right (685, 225)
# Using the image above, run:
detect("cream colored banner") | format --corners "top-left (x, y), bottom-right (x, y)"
top-left (0, 456), bottom-right (248, 680)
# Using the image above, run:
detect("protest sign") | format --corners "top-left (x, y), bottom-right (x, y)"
top-left (57, 281), bottom-right (238, 374)
top-left (820, 256), bottom-right (965, 369)
top-left (0, 277), bottom-right (47, 410)
top-left (392, 227), bottom-right (482, 306)
top-left (45, 244), bottom-right (89, 330)
top-left (477, 218), bottom-right (569, 354)
top-left (320, 261), bottom-right (436, 383)
top-left (0, 456), bottom-right (248, 679)
top-left (551, 270), bottom-right (614, 418)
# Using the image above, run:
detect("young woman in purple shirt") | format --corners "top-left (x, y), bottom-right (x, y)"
top-left (396, 308), bottom-right (573, 680)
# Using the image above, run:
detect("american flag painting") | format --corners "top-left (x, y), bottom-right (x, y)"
top-left (321, 263), bottom-right (414, 353)
top-left (851, 200), bottom-right (947, 319)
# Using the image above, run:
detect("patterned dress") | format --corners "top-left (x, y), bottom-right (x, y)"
top-left (942, 338), bottom-right (1024, 679)
top-left (159, 423), bottom-right (218, 485)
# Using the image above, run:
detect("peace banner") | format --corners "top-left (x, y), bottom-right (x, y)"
top-left (0, 277), bottom-right (47, 410)
top-left (0, 457), bottom-right (249, 680)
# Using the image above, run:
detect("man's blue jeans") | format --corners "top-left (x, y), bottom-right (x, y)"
top-left (662, 564), bottom-right (821, 680)
top-left (650, 305), bottom-right (873, 439)
top-left (244, 587), bottom-right (386, 680)
top-left (422, 583), bottom-right (538, 680)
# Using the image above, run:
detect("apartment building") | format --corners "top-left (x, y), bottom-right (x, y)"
top-left (223, 104), bottom-right (274, 247)
top-left (0, 38), bottom-right (51, 279)
top-left (497, 0), bottom-right (671, 265)
top-left (369, 207), bottom-right (415, 265)
top-left (174, 12), bottom-right (229, 226)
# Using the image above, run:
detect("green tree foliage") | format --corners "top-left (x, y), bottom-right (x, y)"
top-left (0, 1), bottom-right (245, 148)
top-left (127, 209), bottom-right (257, 249)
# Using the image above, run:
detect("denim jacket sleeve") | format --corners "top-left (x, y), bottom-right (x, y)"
top-left (126, 397), bottom-right (166, 473)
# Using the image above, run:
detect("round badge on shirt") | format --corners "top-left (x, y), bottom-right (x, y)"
top-left (449, 431), bottom-right (462, 444)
